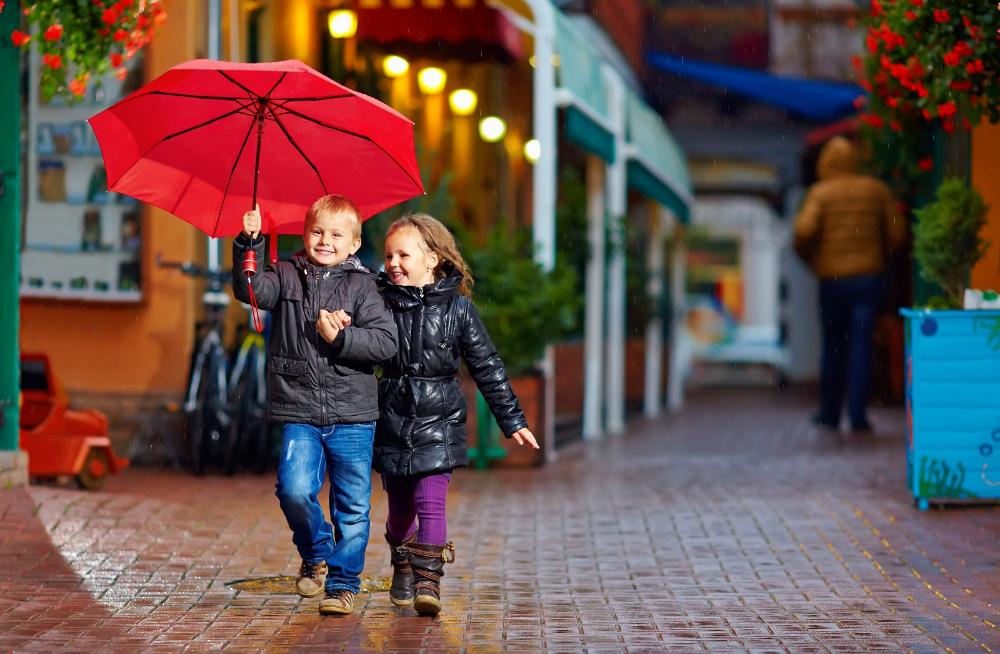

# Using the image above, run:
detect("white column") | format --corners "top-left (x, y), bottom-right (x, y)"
top-left (582, 154), bottom-right (606, 440)
top-left (603, 70), bottom-right (626, 435)
top-left (667, 230), bottom-right (686, 412)
top-left (644, 202), bottom-right (666, 418)
top-left (527, 1), bottom-right (558, 461)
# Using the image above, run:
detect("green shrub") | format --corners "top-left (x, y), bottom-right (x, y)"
top-left (467, 225), bottom-right (581, 376)
top-left (912, 178), bottom-right (989, 309)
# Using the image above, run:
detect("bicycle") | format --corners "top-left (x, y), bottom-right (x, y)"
top-left (157, 254), bottom-right (234, 474)
top-left (158, 253), bottom-right (276, 475)
top-left (222, 314), bottom-right (273, 474)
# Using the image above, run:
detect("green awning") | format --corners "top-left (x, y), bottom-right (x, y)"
top-left (625, 88), bottom-right (692, 222)
top-left (553, 11), bottom-right (613, 161)
top-left (564, 106), bottom-right (614, 163)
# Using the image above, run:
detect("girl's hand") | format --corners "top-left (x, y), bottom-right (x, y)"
top-left (510, 427), bottom-right (539, 450)
top-left (317, 309), bottom-right (340, 343)
top-left (243, 203), bottom-right (261, 239)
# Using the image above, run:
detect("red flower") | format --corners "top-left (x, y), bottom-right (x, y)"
top-left (136, 14), bottom-right (149, 29)
top-left (966, 59), bottom-right (985, 74)
top-left (916, 84), bottom-right (929, 98)
top-left (955, 41), bottom-right (973, 57)
top-left (871, 0), bottom-right (884, 17)
top-left (102, 8), bottom-right (118, 25)
top-left (944, 51), bottom-right (961, 66)
top-left (909, 0), bottom-right (923, 6)
top-left (42, 53), bottom-right (63, 69)
top-left (866, 32), bottom-right (880, 53)
top-left (114, 67), bottom-right (128, 81)
top-left (114, 29), bottom-right (127, 41)
top-left (69, 78), bottom-right (88, 97)
top-left (905, 10), bottom-right (917, 21)
top-left (890, 119), bottom-right (902, 132)
top-left (43, 24), bottom-right (63, 41)
top-left (937, 102), bottom-right (957, 118)
top-left (110, 52), bottom-right (123, 67)
top-left (97, 27), bottom-right (110, 36)
top-left (933, 9), bottom-right (950, 23)
top-left (0, 2), bottom-right (5, 12)
top-left (942, 119), bottom-right (955, 133)
top-left (10, 30), bottom-right (30, 47)
top-left (860, 113), bottom-right (884, 128)
top-left (851, 55), bottom-right (863, 72)
top-left (918, 158), bottom-right (934, 171)
top-left (950, 80), bottom-right (973, 92)
top-left (922, 108), bottom-right (934, 120)
top-left (887, 97), bottom-right (899, 108)
top-left (853, 96), bottom-right (868, 109)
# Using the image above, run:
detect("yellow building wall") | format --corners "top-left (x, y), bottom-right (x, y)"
top-left (19, 0), bottom-right (205, 394)
top-left (971, 122), bottom-right (1000, 292)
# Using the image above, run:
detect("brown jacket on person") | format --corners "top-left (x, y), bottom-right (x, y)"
top-left (793, 136), bottom-right (906, 280)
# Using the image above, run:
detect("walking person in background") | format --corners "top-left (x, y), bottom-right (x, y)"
top-left (793, 136), bottom-right (907, 433)
top-left (375, 214), bottom-right (539, 617)
top-left (233, 195), bottom-right (398, 615)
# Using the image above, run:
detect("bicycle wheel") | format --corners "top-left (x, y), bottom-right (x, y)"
top-left (187, 340), bottom-right (229, 475)
top-left (223, 345), bottom-right (269, 474)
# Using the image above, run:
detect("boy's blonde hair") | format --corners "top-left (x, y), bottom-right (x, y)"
top-left (306, 194), bottom-right (362, 239)
top-left (387, 213), bottom-right (474, 297)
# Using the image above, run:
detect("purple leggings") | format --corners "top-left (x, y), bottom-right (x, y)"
top-left (382, 472), bottom-right (451, 545)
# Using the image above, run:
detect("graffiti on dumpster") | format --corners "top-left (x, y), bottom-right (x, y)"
top-left (917, 456), bottom-right (976, 499)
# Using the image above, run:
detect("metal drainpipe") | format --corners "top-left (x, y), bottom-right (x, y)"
top-left (0, 0), bottom-right (22, 451)
top-left (206, 0), bottom-right (222, 274)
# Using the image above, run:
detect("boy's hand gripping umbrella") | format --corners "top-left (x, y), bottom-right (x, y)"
top-left (89, 59), bottom-right (424, 329)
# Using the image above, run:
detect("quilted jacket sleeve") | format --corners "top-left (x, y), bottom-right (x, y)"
top-left (232, 232), bottom-right (281, 310)
top-left (458, 299), bottom-right (528, 437)
top-left (328, 275), bottom-right (399, 365)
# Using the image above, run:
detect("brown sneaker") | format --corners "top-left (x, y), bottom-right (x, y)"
top-left (296, 560), bottom-right (328, 598)
top-left (318, 589), bottom-right (355, 615)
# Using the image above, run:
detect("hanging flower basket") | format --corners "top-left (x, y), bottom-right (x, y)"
top-left (2, 0), bottom-right (166, 102)
top-left (857, 0), bottom-right (998, 135)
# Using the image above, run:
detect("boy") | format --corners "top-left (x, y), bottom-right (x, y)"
top-left (232, 195), bottom-right (398, 615)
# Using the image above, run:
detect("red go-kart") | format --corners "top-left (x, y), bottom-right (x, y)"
top-left (19, 353), bottom-right (128, 490)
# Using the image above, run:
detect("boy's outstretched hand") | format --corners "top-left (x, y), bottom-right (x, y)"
top-left (511, 427), bottom-right (539, 449)
top-left (317, 308), bottom-right (352, 344)
top-left (243, 203), bottom-right (261, 239)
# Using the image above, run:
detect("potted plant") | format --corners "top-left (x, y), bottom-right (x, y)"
top-left (902, 178), bottom-right (998, 509)
top-left (463, 223), bottom-right (580, 467)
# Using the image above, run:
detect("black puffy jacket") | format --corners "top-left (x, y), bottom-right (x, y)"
top-left (232, 234), bottom-right (398, 425)
top-left (374, 268), bottom-right (527, 476)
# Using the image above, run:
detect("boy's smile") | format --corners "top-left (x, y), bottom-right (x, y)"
top-left (304, 212), bottom-right (360, 267)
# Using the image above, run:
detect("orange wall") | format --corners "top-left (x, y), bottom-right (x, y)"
top-left (20, 0), bottom-right (205, 394)
top-left (971, 122), bottom-right (1000, 292)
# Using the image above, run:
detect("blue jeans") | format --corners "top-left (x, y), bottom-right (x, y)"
top-left (275, 422), bottom-right (375, 593)
top-left (818, 274), bottom-right (884, 428)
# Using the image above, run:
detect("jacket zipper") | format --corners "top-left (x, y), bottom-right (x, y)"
top-left (314, 267), bottom-right (327, 425)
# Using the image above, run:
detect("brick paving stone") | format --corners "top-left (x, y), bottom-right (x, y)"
top-left (1, 388), bottom-right (998, 652)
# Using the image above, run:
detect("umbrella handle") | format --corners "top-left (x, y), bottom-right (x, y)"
top-left (242, 245), bottom-right (264, 334)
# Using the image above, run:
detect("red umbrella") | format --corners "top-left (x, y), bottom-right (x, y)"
top-left (89, 59), bottom-right (424, 237)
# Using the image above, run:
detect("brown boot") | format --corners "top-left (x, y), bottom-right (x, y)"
top-left (408, 542), bottom-right (455, 617)
top-left (386, 532), bottom-right (415, 607)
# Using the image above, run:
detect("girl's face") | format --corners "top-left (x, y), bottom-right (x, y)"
top-left (384, 226), bottom-right (439, 288)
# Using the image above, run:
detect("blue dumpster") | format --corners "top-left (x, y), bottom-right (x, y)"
top-left (902, 309), bottom-right (1000, 509)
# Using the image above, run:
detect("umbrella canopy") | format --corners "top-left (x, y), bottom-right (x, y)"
top-left (89, 59), bottom-right (424, 237)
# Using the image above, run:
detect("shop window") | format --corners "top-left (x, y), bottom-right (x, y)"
top-left (21, 53), bottom-right (146, 302)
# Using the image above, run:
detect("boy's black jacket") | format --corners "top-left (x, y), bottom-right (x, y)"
top-left (374, 265), bottom-right (527, 477)
top-left (232, 233), bottom-right (398, 425)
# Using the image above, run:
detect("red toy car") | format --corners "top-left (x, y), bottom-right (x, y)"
top-left (19, 353), bottom-right (128, 490)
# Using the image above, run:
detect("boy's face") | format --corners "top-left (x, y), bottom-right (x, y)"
top-left (303, 212), bottom-right (360, 267)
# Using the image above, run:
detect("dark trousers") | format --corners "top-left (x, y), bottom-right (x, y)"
top-left (817, 274), bottom-right (883, 428)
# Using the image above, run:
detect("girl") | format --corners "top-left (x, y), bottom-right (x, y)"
top-left (375, 214), bottom-right (538, 617)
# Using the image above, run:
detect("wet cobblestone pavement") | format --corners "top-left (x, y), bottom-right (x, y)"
top-left (1, 389), bottom-right (998, 652)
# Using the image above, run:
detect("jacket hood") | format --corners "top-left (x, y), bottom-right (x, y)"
top-left (379, 263), bottom-right (463, 309)
top-left (816, 136), bottom-right (860, 180)
top-left (290, 251), bottom-right (371, 275)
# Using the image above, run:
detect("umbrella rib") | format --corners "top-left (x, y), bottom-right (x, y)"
top-left (217, 70), bottom-right (263, 100)
top-left (269, 103), bottom-right (423, 192)
top-left (265, 104), bottom-right (328, 196)
top-left (269, 94), bottom-right (354, 102)
top-left (146, 90), bottom-right (253, 102)
top-left (104, 104), bottom-right (254, 189)
top-left (161, 105), bottom-right (254, 142)
top-left (211, 113), bottom-right (261, 237)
